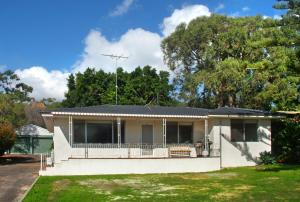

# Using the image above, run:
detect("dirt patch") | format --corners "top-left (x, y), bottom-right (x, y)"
top-left (206, 172), bottom-right (238, 179)
top-left (48, 179), bottom-right (71, 201)
top-left (267, 177), bottom-right (280, 180)
top-left (179, 174), bottom-right (209, 180)
top-left (178, 172), bottom-right (238, 180)
top-left (52, 179), bottom-right (71, 192)
top-left (78, 178), bottom-right (181, 200)
top-left (294, 185), bottom-right (300, 191)
top-left (211, 184), bottom-right (255, 200)
top-left (79, 178), bottom-right (145, 192)
top-left (235, 185), bottom-right (255, 191)
top-left (212, 192), bottom-right (237, 200)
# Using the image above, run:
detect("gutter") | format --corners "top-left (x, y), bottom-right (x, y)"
top-left (208, 115), bottom-right (284, 119)
top-left (42, 112), bottom-right (283, 119)
top-left (48, 111), bottom-right (209, 119)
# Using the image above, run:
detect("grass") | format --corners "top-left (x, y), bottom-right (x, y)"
top-left (24, 165), bottom-right (300, 202)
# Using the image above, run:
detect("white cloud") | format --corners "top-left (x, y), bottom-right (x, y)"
top-left (15, 66), bottom-right (69, 100)
top-left (214, 3), bottom-right (225, 12)
top-left (14, 4), bottom-right (212, 100)
top-left (110, 0), bottom-right (134, 17)
top-left (161, 4), bottom-right (211, 36)
top-left (74, 4), bottom-right (211, 73)
top-left (273, 14), bottom-right (282, 20)
top-left (73, 28), bottom-right (164, 73)
top-left (229, 12), bottom-right (240, 18)
top-left (262, 15), bottom-right (282, 20)
top-left (262, 15), bottom-right (270, 19)
top-left (242, 6), bottom-right (250, 12)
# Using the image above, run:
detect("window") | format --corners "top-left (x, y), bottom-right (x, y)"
top-left (166, 122), bottom-right (178, 144)
top-left (87, 122), bottom-right (112, 143)
top-left (73, 121), bottom-right (85, 143)
top-left (245, 123), bottom-right (258, 141)
top-left (73, 120), bottom-right (125, 144)
top-left (179, 124), bottom-right (193, 143)
top-left (231, 119), bottom-right (258, 142)
top-left (166, 122), bottom-right (193, 144)
top-left (231, 120), bottom-right (244, 142)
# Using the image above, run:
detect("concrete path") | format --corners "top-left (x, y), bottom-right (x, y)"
top-left (0, 155), bottom-right (40, 202)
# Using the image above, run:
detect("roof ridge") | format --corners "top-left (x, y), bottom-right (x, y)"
top-left (218, 106), bottom-right (265, 112)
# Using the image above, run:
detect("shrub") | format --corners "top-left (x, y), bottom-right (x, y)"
top-left (259, 151), bottom-right (276, 165)
top-left (0, 122), bottom-right (16, 155)
top-left (272, 117), bottom-right (300, 164)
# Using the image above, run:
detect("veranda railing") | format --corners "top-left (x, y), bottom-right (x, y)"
top-left (70, 143), bottom-right (197, 158)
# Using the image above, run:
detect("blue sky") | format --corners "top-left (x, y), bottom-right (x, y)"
top-left (0, 0), bottom-right (286, 100)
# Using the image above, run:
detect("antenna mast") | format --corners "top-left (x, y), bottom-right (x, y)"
top-left (101, 54), bottom-right (128, 105)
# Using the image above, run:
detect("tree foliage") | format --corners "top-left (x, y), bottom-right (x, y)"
top-left (272, 117), bottom-right (300, 164)
top-left (0, 122), bottom-right (16, 155)
top-left (24, 101), bottom-right (46, 127)
top-left (0, 70), bottom-right (33, 129)
top-left (0, 94), bottom-right (27, 128)
top-left (62, 66), bottom-right (175, 107)
top-left (161, 14), bottom-right (300, 110)
top-left (0, 70), bottom-right (33, 102)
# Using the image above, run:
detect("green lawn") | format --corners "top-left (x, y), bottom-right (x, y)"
top-left (25, 165), bottom-right (300, 202)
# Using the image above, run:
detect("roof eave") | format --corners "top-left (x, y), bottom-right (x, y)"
top-left (208, 114), bottom-right (284, 119)
top-left (50, 111), bottom-right (208, 119)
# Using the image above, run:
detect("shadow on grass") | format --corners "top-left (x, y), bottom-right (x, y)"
top-left (255, 164), bottom-right (300, 172)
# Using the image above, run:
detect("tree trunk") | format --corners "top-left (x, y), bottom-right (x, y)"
top-left (228, 95), bottom-right (234, 107)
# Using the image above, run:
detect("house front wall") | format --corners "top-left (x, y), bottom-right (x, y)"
top-left (219, 118), bottom-right (271, 167)
top-left (51, 115), bottom-right (271, 167)
top-left (52, 116), bottom-right (207, 163)
top-left (53, 117), bottom-right (71, 163)
top-left (125, 118), bottom-right (205, 144)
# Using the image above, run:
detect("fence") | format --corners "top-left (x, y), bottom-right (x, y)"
top-left (40, 150), bottom-right (54, 171)
top-left (71, 143), bottom-right (198, 158)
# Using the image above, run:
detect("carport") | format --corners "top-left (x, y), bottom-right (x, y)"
top-left (11, 124), bottom-right (53, 154)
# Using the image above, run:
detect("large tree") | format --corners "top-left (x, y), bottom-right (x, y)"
top-left (0, 70), bottom-right (33, 128)
top-left (62, 66), bottom-right (175, 107)
top-left (0, 70), bottom-right (32, 154)
top-left (161, 14), bottom-right (299, 110)
top-left (0, 70), bottom-right (32, 102)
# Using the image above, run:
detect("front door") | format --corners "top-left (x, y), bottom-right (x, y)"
top-left (142, 125), bottom-right (153, 145)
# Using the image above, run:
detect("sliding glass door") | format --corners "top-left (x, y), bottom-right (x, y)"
top-left (166, 122), bottom-right (193, 144)
top-left (142, 125), bottom-right (153, 145)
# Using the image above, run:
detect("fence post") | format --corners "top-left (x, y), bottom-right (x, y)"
top-left (117, 118), bottom-right (121, 148)
top-left (162, 118), bottom-right (166, 148)
top-left (202, 119), bottom-right (209, 157)
top-left (40, 153), bottom-right (43, 171)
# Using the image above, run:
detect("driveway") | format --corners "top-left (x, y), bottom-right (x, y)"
top-left (0, 155), bottom-right (40, 202)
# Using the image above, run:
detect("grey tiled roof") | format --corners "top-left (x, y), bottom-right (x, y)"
top-left (43, 105), bottom-right (272, 116)
top-left (208, 107), bottom-right (272, 116)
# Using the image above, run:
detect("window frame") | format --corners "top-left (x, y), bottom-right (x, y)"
top-left (166, 121), bottom-right (193, 144)
top-left (73, 120), bottom-right (85, 144)
top-left (72, 120), bottom-right (125, 144)
top-left (86, 121), bottom-right (113, 144)
top-left (230, 119), bottom-right (258, 142)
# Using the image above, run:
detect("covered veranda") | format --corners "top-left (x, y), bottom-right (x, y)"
top-left (63, 114), bottom-right (213, 159)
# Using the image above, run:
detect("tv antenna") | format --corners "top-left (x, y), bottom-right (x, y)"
top-left (101, 54), bottom-right (128, 105)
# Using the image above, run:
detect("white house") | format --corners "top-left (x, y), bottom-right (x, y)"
top-left (40, 105), bottom-right (280, 176)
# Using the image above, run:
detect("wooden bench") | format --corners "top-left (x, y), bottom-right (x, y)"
top-left (169, 146), bottom-right (191, 157)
